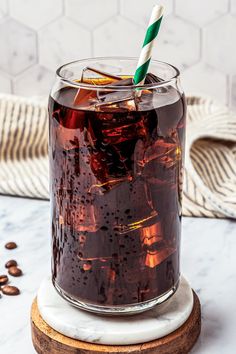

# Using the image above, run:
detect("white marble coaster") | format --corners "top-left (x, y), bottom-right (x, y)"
top-left (37, 276), bottom-right (193, 345)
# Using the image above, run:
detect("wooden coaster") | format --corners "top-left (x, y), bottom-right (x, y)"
top-left (31, 291), bottom-right (201, 354)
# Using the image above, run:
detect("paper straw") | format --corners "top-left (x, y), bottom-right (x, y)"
top-left (134, 4), bottom-right (164, 86)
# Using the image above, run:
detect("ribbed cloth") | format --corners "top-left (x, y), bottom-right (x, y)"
top-left (0, 93), bottom-right (235, 218)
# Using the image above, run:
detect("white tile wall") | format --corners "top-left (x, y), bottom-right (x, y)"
top-left (0, 0), bottom-right (235, 109)
top-left (38, 18), bottom-right (91, 71)
top-left (66, 0), bottom-right (118, 30)
top-left (203, 15), bottom-right (236, 75)
top-left (0, 71), bottom-right (11, 93)
top-left (231, 0), bottom-right (236, 15)
top-left (14, 65), bottom-right (54, 96)
top-left (175, 0), bottom-right (229, 26)
top-left (154, 16), bottom-right (200, 70)
top-left (232, 76), bottom-right (236, 105)
top-left (0, 0), bottom-right (7, 19)
top-left (182, 62), bottom-right (227, 102)
top-left (0, 19), bottom-right (37, 75)
top-left (9, 0), bottom-right (63, 30)
top-left (93, 16), bottom-right (144, 56)
top-left (120, 0), bottom-right (173, 26)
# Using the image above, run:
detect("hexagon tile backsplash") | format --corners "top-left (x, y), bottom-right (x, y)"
top-left (0, 0), bottom-right (235, 108)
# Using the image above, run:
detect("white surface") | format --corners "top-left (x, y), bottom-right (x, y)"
top-left (0, 195), bottom-right (235, 352)
top-left (37, 276), bottom-right (193, 345)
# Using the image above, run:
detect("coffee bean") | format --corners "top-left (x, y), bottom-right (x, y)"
top-left (5, 260), bottom-right (17, 269)
top-left (5, 242), bottom-right (17, 250)
top-left (8, 266), bottom-right (22, 277)
top-left (2, 285), bottom-right (20, 296)
top-left (0, 275), bottom-right (9, 286)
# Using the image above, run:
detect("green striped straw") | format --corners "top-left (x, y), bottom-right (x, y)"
top-left (134, 4), bottom-right (164, 86)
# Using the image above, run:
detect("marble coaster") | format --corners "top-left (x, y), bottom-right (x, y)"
top-left (37, 276), bottom-right (193, 346)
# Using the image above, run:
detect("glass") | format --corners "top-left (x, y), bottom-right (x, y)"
top-left (48, 57), bottom-right (186, 315)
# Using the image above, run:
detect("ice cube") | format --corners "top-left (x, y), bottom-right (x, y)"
top-left (74, 66), bottom-right (121, 107)
top-left (89, 142), bottom-right (131, 185)
top-left (73, 88), bottom-right (97, 107)
top-left (140, 222), bottom-right (162, 247)
top-left (96, 77), bottom-right (135, 108)
top-left (143, 138), bottom-right (180, 168)
top-left (74, 204), bottom-right (98, 232)
top-left (74, 82), bottom-right (136, 112)
top-left (88, 176), bottom-right (133, 194)
top-left (96, 72), bottom-right (162, 111)
top-left (143, 142), bottom-right (180, 186)
top-left (134, 139), bottom-right (145, 176)
top-left (152, 87), bottom-right (185, 137)
top-left (145, 247), bottom-right (176, 268)
top-left (54, 123), bottom-right (82, 151)
top-left (81, 70), bottom-right (138, 111)
top-left (81, 66), bottom-right (121, 84)
top-left (145, 72), bottom-right (167, 94)
top-left (101, 118), bottom-right (147, 144)
top-left (74, 71), bottom-right (164, 111)
top-left (96, 93), bottom-right (136, 110)
top-left (111, 178), bottom-right (159, 234)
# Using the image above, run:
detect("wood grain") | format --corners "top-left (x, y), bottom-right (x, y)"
top-left (31, 291), bottom-right (201, 354)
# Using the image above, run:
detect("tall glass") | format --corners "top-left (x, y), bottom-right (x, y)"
top-left (49, 58), bottom-right (186, 315)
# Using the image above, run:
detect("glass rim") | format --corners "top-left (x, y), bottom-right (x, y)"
top-left (56, 56), bottom-right (180, 91)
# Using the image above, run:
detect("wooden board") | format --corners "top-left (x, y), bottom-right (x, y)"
top-left (31, 291), bottom-right (201, 354)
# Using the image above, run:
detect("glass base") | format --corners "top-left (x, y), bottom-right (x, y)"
top-left (53, 280), bottom-right (179, 316)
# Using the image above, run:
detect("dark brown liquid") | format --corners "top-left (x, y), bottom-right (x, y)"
top-left (49, 80), bottom-right (186, 307)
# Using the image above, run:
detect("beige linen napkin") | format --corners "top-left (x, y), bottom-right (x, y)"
top-left (0, 94), bottom-right (235, 218)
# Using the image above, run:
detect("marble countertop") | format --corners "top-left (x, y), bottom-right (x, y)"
top-left (0, 195), bottom-right (235, 354)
